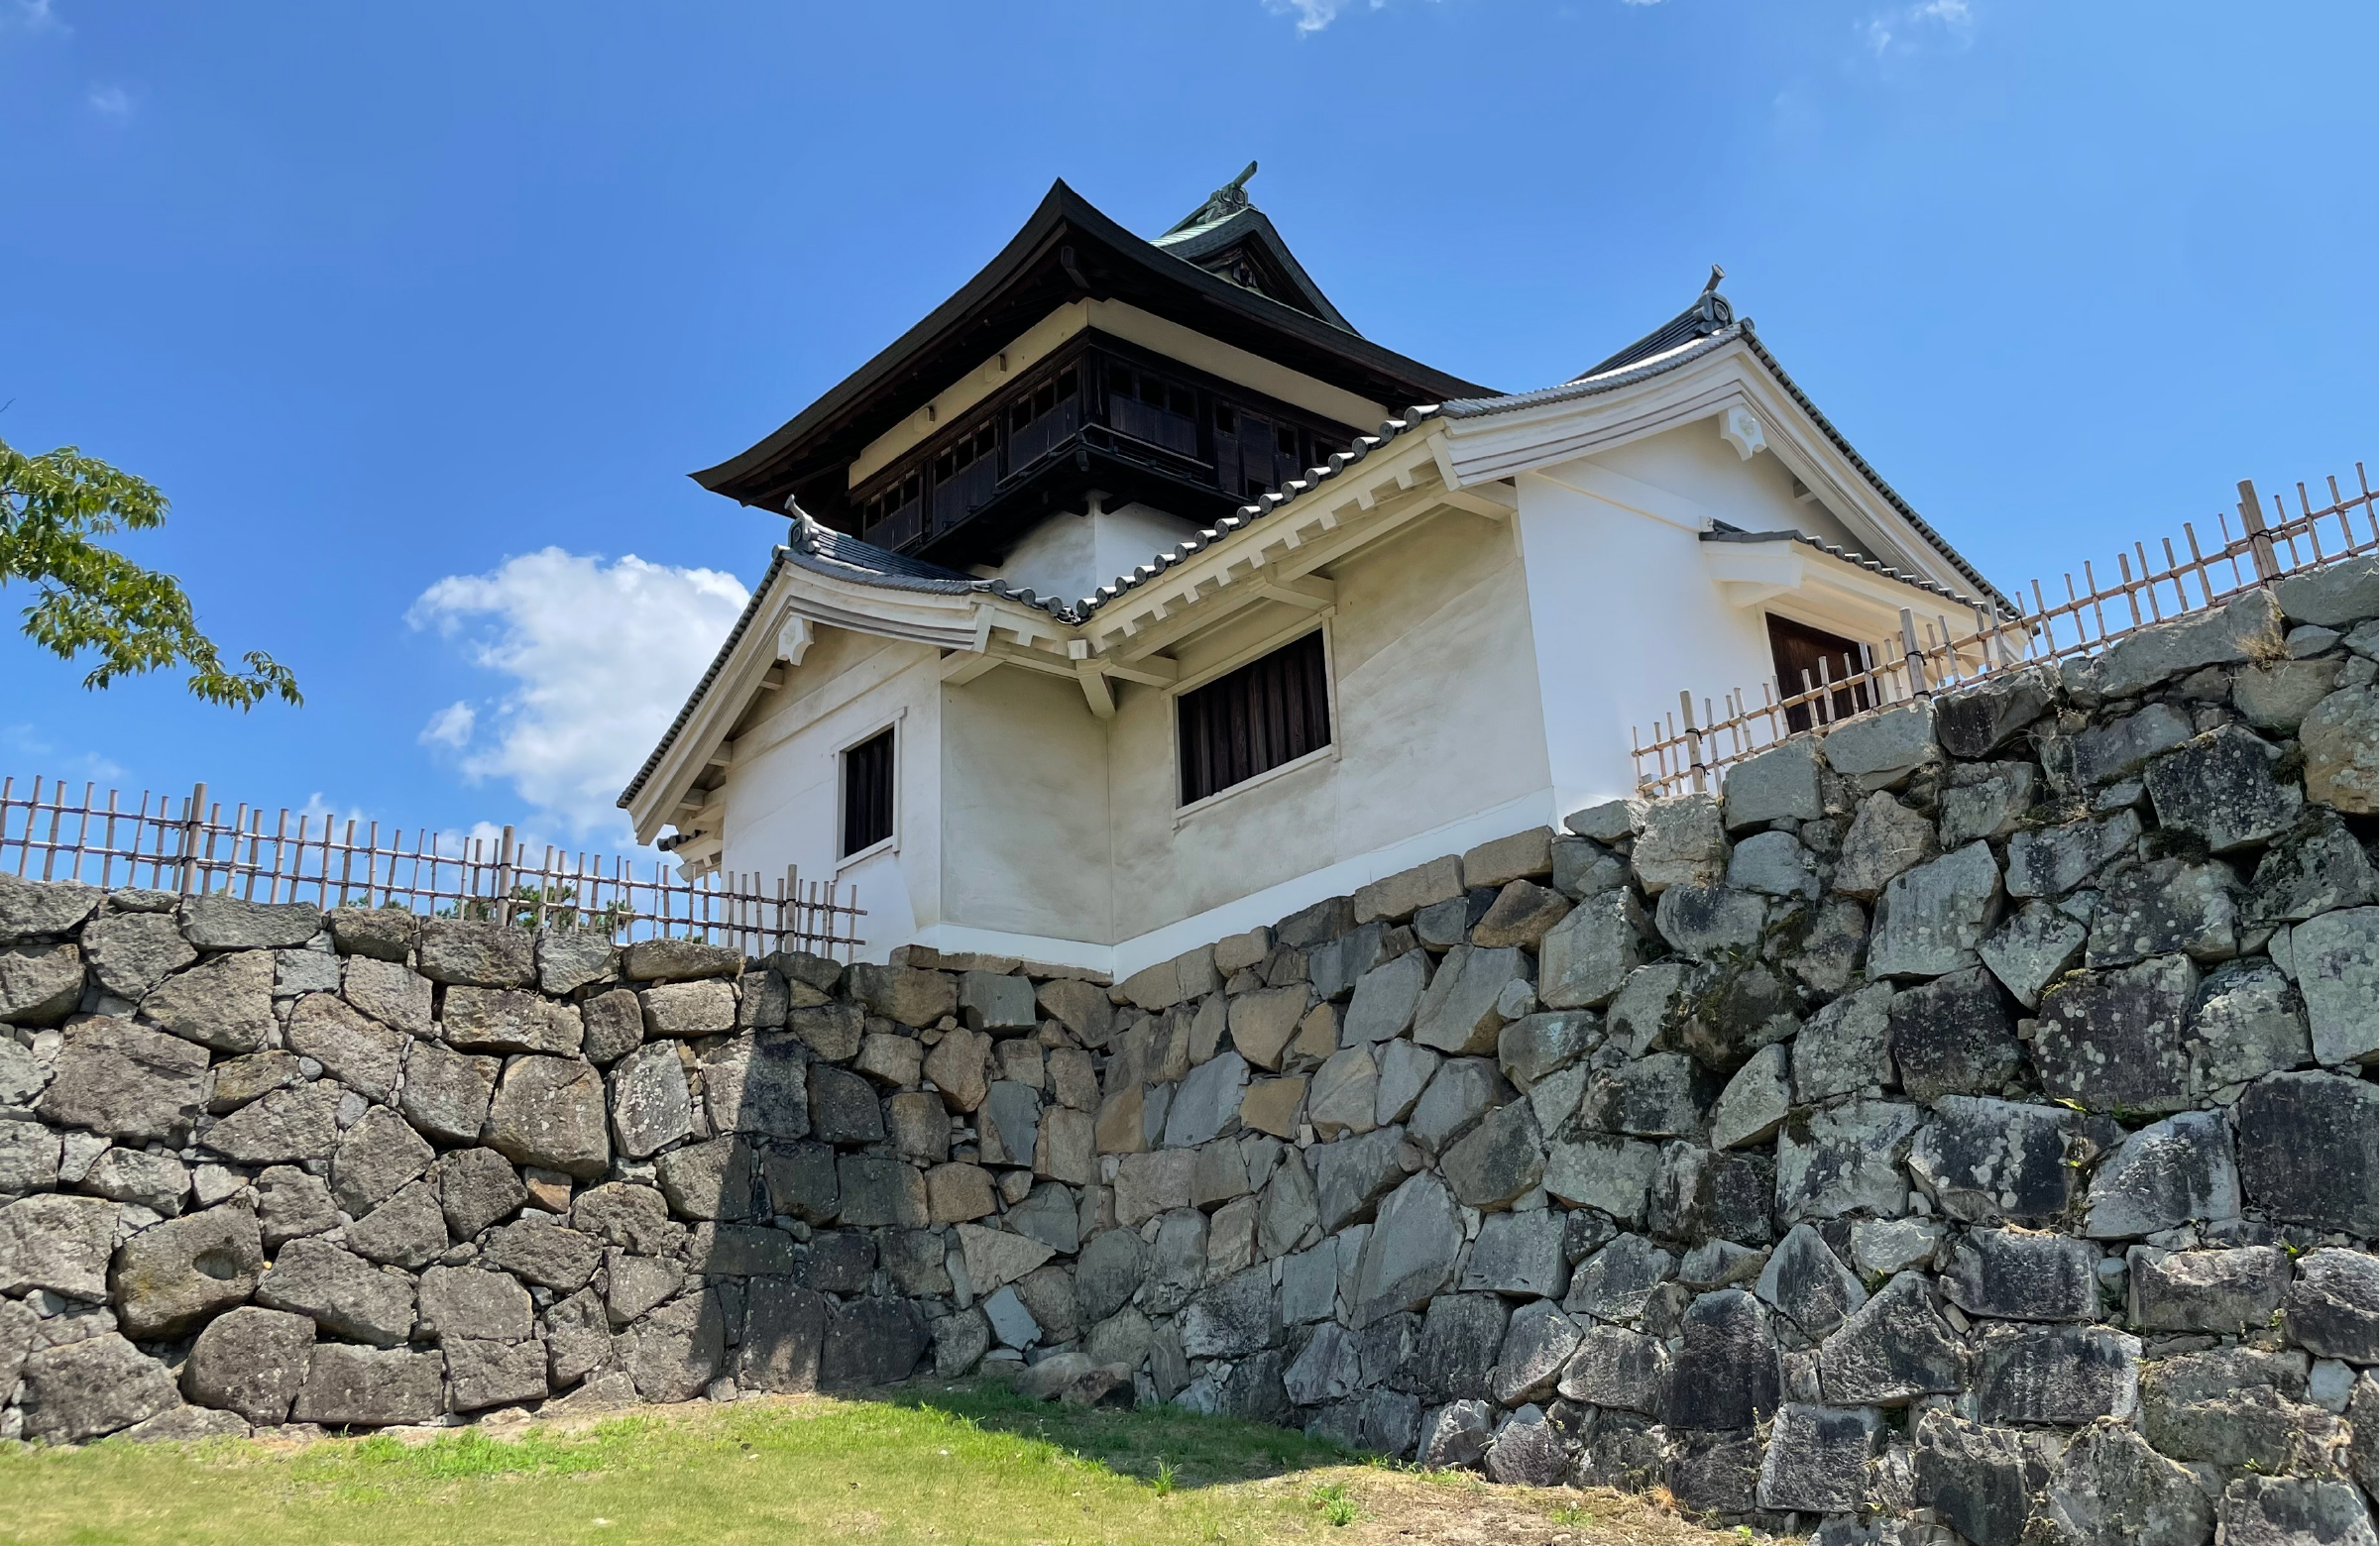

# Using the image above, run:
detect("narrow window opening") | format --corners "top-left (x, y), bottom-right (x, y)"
top-left (842, 727), bottom-right (895, 857)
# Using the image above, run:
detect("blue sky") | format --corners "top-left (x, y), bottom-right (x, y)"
top-left (3, 1), bottom-right (2372, 860)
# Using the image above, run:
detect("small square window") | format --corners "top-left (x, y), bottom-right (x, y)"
top-left (1177, 632), bottom-right (1331, 805)
top-left (842, 727), bottom-right (895, 857)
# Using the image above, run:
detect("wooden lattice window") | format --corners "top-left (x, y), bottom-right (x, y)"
top-left (1178, 631), bottom-right (1331, 805)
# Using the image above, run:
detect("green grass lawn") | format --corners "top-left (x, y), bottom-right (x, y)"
top-left (0, 1382), bottom-right (1746, 1546)
top-left (0, 1383), bottom-right (1381, 1546)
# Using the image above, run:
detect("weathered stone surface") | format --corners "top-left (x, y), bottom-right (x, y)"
top-left (2128, 1244), bottom-right (2290, 1333)
top-left (1758, 1402), bottom-right (1881, 1513)
top-left (1821, 1271), bottom-right (1964, 1406)
top-left (597, 1042), bottom-right (688, 1161)
top-left (205, 1081), bottom-right (343, 1164)
top-left (1237, 1075), bottom-right (1304, 1141)
top-left (1541, 1131), bottom-right (1656, 1223)
top-left (0, 1192), bottom-right (116, 1298)
top-left (1180, 1262), bottom-right (1278, 1359)
top-left (1552, 1319), bottom-right (1665, 1413)
top-left (1664, 1287), bottom-right (1779, 1429)
top-left (1406, 1291), bottom-right (1508, 1402)
top-left (1776, 1098), bottom-right (1920, 1221)
top-left (2082, 1109), bottom-right (2237, 1239)
top-left (2218, 1476), bottom-right (2379, 1546)
top-left (138, 948), bottom-right (275, 1052)
top-left (1470, 880), bottom-right (1571, 949)
top-left (1351, 1171), bottom-right (1461, 1326)
top-left (848, 962), bottom-right (958, 1028)
top-left (1757, 1223), bottom-right (1868, 1340)
top-left (1648, 1142), bottom-right (1773, 1248)
top-left (434, 1147), bottom-right (526, 1241)
top-left (833, 1153), bottom-right (925, 1228)
top-left (1725, 735), bottom-right (1825, 828)
top-left (417, 1264), bottom-right (534, 1344)
top-left (1461, 1206), bottom-right (1566, 1300)
top-left (1787, 981), bottom-right (1890, 1102)
top-left (1652, 881), bottom-right (1767, 958)
top-left (577, 987), bottom-right (644, 1065)
top-left (2144, 725), bottom-right (2305, 853)
top-left (78, 1146), bottom-right (186, 1215)
top-left (181, 1305), bottom-right (314, 1425)
top-left (2033, 954), bottom-right (2196, 1114)
top-left (622, 1289), bottom-right (728, 1401)
top-left (1226, 986), bottom-right (1307, 1071)
top-left (1940, 760), bottom-right (2041, 846)
top-left (256, 1238), bottom-right (414, 1345)
top-left (1912, 1411), bottom-right (2048, 1546)
top-left (1909, 1096), bottom-right (2089, 1226)
top-left (1727, 829), bottom-right (1818, 899)
top-left (620, 938), bottom-right (739, 983)
top-left (417, 919), bottom-right (535, 988)
top-left (2086, 859), bottom-right (2239, 968)
top-left (632, 979), bottom-right (734, 1041)
top-left (1888, 967), bottom-right (2022, 1101)
top-left (925, 1160), bottom-right (996, 1225)
top-left (2284, 1250), bottom-right (2379, 1364)
top-left (2007, 812), bottom-right (2142, 899)
top-left (482, 1054), bottom-right (610, 1178)
top-left (1035, 977), bottom-right (1113, 1046)
top-left (178, 895), bottom-right (319, 952)
top-left (1979, 901), bottom-right (2090, 1009)
top-left (82, 911), bottom-right (197, 1000)
top-left (1440, 1100), bottom-right (1542, 1208)
top-left (918, 1026), bottom-right (988, 1116)
top-left (1483, 1403), bottom-right (1569, 1486)
top-left (786, 1002), bottom-right (863, 1065)
top-left (2233, 1070), bottom-right (2377, 1236)
top-left (2276, 551), bottom-right (2380, 625)
top-left (1417, 1396), bottom-right (1495, 1469)
top-left (1709, 1043), bottom-right (1791, 1152)
top-left (2030, 1419), bottom-right (2214, 1546)
top-left (2140, 1347), bottom-right (2329, 1470)
top-left (1413, 944), bottom-right (1526, 1056)
top-left (1561, 1233), bottom-right (1675, 1322)
top-left (285, 993), bottom-right (404, 1102)
top-left (1111, 1148), bottom-right (1195, 1227)
top-left (446, 1336), bottom-right (550, 1411)
top-left (1495, 1010), bottom-right (1594, 1092)
top-left (2292, 906), bottom-right (2378, 1064)
top-left (1868, 841), bottom-right (2002, 978)
top-left (1835, 791), bottom-right (1940, 899)
top-left (481, 1213), bottom-right (601, 1291)
top-left (1629, 794), bottom-right (1727, 895)
top-left (1538, 890), bottom-right (1650, 1012)
top-left (1826, 701), bottom-right (1938, 781)
top-left (1942, 1228), bottom-right (2097, 1322)
top-left (1160, 1049), bottom-right (1243, 1150)
top-left (1411, 1056), bottom-right (1508, 1155)
top-left (109, 1202), bottom-right (263, 1337)
top-left (287, 1342), bottom-right (443, 1426)
top-left (0, 873), bottom-right (101, 941)
top-left (0, 1121), bottom-right (59, 1194)
top-left (2302, 685), bottom-right (2377, 814)
top-left (1976, 1323), bottom-right (2139, 1424)
top-left (1305, 1045), bottom-right (1377, 1140)
top-left (19, 1332), bottom-right (181, 1441)
top-left (1353, 855), bottom-right (1464, 926)
top-left (330, 1104), bottom-right (434, 1216)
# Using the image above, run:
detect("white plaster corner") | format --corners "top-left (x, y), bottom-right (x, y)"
top-left (1719, 403), bottom-right (1766, 461)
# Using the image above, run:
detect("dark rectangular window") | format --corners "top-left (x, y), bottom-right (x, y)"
top-left (1767, 614), bottom-right (1872, 733)
top-left (1177, 631), bottom-right (1331, 805)
top-left (842, 727), bottom-right (895, 857)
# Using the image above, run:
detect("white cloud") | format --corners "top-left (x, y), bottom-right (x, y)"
top-left (1264, 0), bottom-right (1402, 34)
top-left (2, 0), bottom-right (65, 36)
top-left (419, 701), bottom-right (476, 749)
top-left (85, 82), bottom-right (128, 115)
top-left (1863, 0), bottom-right (1974, 58)
top-left (407, 548), bottom-right (749, 840)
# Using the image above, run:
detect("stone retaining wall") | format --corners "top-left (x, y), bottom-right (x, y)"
top-left (2, 559), bottom-right (2376, 1546)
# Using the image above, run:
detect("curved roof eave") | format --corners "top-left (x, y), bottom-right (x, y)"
top-left (689, 179), bottom-right (1490, 507)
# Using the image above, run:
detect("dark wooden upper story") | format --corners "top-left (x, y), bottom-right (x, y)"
top-left (691, 176), bottom-right (1489, 568)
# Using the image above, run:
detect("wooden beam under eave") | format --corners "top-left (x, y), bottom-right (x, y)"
top-left (1255, 576), bottom-right (1336, 609)
top-left (1099, 653), bottom-right (1179, 687)
top-left (1075, 663), bottom-right (1115, 718)
top-left (940, 649), bottom-right (1003, 685)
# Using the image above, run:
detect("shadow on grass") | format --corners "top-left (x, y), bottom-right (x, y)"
top-left (879, 1378), bottom-right (1374, 1492)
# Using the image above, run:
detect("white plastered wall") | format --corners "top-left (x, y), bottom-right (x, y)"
top-left (1518, 419), bottom-right (1915, 814)
top-left (985, 499), bottom-right (1204, 611)
top-left (716, 625), bottom-right (945, 961)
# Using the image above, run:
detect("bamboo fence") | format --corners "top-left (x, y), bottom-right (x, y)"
top-left (0, 780), bottom-right (863, 960)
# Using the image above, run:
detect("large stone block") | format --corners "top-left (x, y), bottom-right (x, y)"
top-left (1819, 1271), bottom-right (1964, 1406)
top-left (330, 1104), bottom-right (435, 1216)
top-left (181, 1305), bottom-right (314, 1425)
top-left (482, 1054), bottom-right (610, 1178)
top-left (1758, 1402), bottom-right (1881, 1514)
top-left (206, 1081), bottom-right (343, 1164)
top-left (1791, 981), bottom-right (1893, 1101)
top-left (0, 1193), bottom-right (118, 1299)
top-left (1777, 1098), bottom-right (1921, 1221)
top-left (635, 980), bottom-right (735, 1040)
top-left (348, 1179), bottom-right (455, 1268)
top-left (1724, 735), bottom-right (1825, 828)
top-left (2284, 1249), bottom-right (2380, 1364)
top-left (2082, 1108), bottom-right (2239, 1239)
top-left (1542, 1132), bottom-right (1657, 1222)
top-left (2033, 954), bottom-right (2197, 1114)
top-left (2127, 1244), bottom-right (2291, 1333)
top-left (2096, 589), bottom-right (2285, 698)
top-left (1461, 1206), bottom-right (1566, 1299)
top-left (417, 919), bottom-right (535, 988)
top-left (2302, 685), bottom-right (2378, 815)
top-left (1911, 1411), bottom-right (2048, 1546)
top-left (482, 1214), bottom-right (602, 1291)
top-left (1350, 1171), bottom-right (1462, 1325)
top-left (2291, 906), bottom-right (2379, 1064)
top-left (1979, 901), bottom-right (2090, 1009)
top-left (835, 1154), bottom-right (927, 1229)
top-left (19, 1333), bottom-right (181, 1442)
top-left (1975, 1324), bottom-right (2139, 1424)
top-left (1665, 1287), bottom-right (1779, 1429)
top-left (140, 948), bottom-right (275, 1052)
top-left (1440, 1099), bottom-right (1543, 1208)
top-left (1413, 944), bottom-right (1528, 1056)
top-left (1561, 1233), bottom-right (1675, 1323)
top-left (1630, 794), bottom-right (1728, 893)
top-left (1824, 701), bottom-right (1937, 781)
top-left (397, 1039), bottom-right (498, 1145)
top-left (1868, 841), bottom-right (2002, 978)
top-left (737, 1277), bottom-right (827, 1393)
top-left (1887, 966), bottom-right (2020, 1100)
top-left (1161, 1049), bottom-right (1245, 1149)
top-left (1464, 828), bottom-right (1556, 890)
top-left (2232, 1069), bottom-right (2378, 1236)
top-left (2084, 858), bottom-right (2239, 968)
top-left (1942, 1228), bottom-right (2097, 1322)
top-left (1757, 1223), bottom-right (1869, 1340)
top-left (1410, 1056), bottom-right (1508, 1155)
top-left (435, 1147), bottom-right (527, 1240)
top-left (2219, 1477), bottom-right (2380, 1546)
top-left (2006, 812), bottom-right (2141, 898)
top-left (109, 1202), bottom-right (264, 1337)
top-left (1834, 791), bottom-right (1939, 899)
top-left (291, 1343), bottom-right (444, 1426)
top-left (255, 1238), bottom-right (415, 1346)
top-left (2144, 724), bottom-right (2305, 852)
top-left (622, 1289), bottom-right (726, 1401)
top-left (1908, 1095), bottom-right (2087, 1225)
top-left (0, 873), bottom-right (100, 941)
top-left (82, 910), bottom-right (196, 999)
top-left (1353, 855), bottom-right (1463, 925)
top-left (2030, 1419), bottom-right (2213, 1546)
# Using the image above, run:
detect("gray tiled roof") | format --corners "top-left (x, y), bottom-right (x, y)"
top-left (1701, 522), bottom-right (1993, 612)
